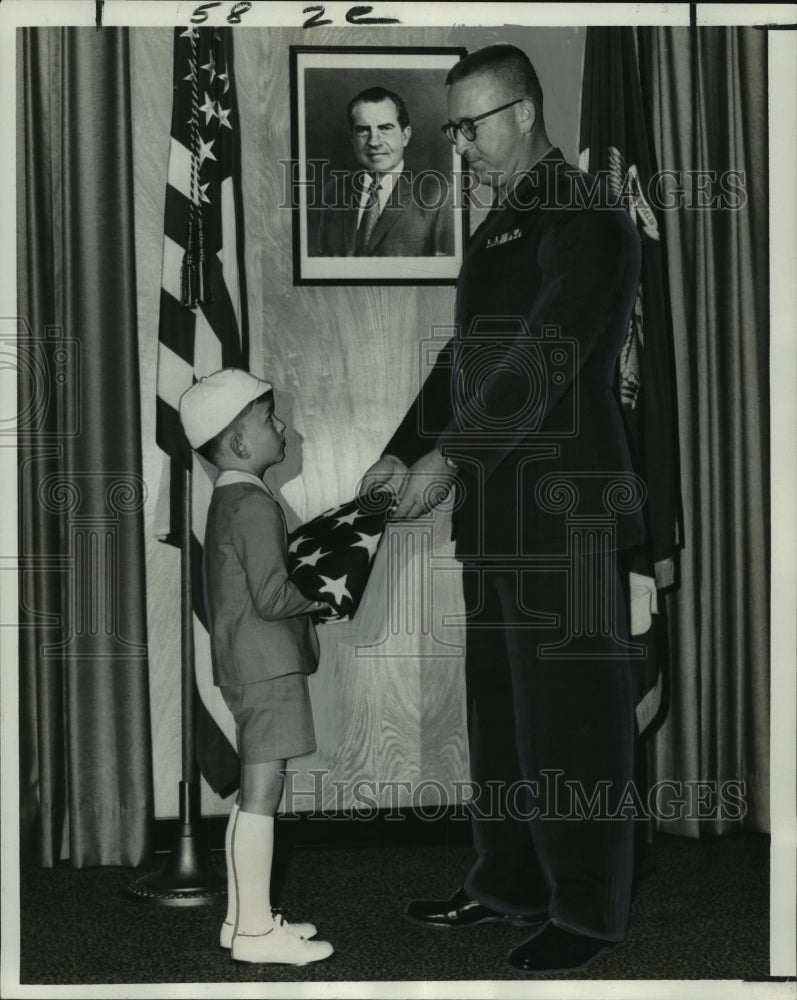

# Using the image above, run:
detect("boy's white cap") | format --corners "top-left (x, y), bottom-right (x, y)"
top-left (179, 368), bottom-right (273, 449)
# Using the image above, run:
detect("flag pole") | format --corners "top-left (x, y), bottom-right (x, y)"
top-left (125, 466), bottom-right (225, 906)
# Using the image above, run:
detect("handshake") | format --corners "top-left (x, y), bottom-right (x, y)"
top-left (357, 449), bottom-right (458, 521)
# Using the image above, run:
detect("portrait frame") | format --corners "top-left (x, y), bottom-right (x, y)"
top-left (290, 45), bottom-right (467, 285)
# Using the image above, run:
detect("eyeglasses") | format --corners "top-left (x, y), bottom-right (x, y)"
top-left (441, 99), bottom-right (524, 145)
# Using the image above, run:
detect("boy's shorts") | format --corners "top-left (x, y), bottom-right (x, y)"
top-left (220, 672), bottom-right (316, 763)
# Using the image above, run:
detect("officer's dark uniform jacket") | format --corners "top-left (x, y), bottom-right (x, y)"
top-left (385, 149), bottom-right (645, 561)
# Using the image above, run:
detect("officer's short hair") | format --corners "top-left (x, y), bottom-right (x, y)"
top-left (347, 87), bottom-right (410, 131)
top-left (445, 44), bottom-right (544, 115)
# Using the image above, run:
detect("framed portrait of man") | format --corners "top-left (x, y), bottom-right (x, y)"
top-left (290, 45), bottom-right (467, 285)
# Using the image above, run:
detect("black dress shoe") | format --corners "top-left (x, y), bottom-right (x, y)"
top-left (507, 922), bottom-right (620, 974)
top-left (404, 888), bottom-right (546, 931)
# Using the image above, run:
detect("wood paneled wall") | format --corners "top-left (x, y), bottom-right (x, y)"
top-left (132, 25), bottom-right (585, 817)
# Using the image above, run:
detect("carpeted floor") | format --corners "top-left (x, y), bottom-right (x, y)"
top-left (17, 831), bottom-right (770, 985)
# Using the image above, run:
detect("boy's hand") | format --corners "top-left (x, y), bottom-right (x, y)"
top-left (310, 599), bottom-right (341, 624)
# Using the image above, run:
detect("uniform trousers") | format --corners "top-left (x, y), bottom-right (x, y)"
top-left (460, 552), bottom-right (635, 942)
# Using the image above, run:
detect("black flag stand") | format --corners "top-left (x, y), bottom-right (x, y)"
top-left (125, 467), bottom-right (226, 905)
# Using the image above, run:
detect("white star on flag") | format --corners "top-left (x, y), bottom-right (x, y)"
top-left (217, 70), bottom-right (230, 94)
top-left (197, 136), bottom-right (216, 167)
top-left (319, 575), bottom-right (353, 606)
top-left (201, 50), bottom-right (216, 82)
top-left (334, 510), bottom-right (360, 528)
top-left (217, 104), bottom-right (232, 129)
top-left (296, 546), bottom-right (327, 569)
top-left (199, 91), bottom-right (218, 125)
top-left (352, 531), bottom-right (381, 558)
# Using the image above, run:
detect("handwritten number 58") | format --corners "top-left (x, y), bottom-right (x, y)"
top-left (191, 2), bottom-right (253, 24)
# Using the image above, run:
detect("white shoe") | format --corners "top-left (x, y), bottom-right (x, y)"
top-left (220, 912), bottom-right (317, 950)
top-left (231, 923), bottom-right (334, 965)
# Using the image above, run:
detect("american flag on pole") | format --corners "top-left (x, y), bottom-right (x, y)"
top-left (155, 26), bottom-right (247, 797)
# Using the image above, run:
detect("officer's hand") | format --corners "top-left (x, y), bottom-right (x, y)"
top-left (390, 449), bottom-right (455, 521)
top-left (357, 454), bottom-right (408, 507)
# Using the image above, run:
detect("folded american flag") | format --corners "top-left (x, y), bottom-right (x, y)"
top-left (287, 490), bottom-right (393, 622)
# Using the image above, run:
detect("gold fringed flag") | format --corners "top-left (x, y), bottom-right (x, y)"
top-left (579, 27), bottom-right (683, 734)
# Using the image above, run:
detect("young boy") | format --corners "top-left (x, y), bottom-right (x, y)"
top-left (179, 368), bottom-right (334, 966)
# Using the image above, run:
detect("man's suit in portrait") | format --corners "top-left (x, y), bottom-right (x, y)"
top-left (315, 170), bottom-right (454, 258)
top-left (384, 150), bottom-right (644, 941)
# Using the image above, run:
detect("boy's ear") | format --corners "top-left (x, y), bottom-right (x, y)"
top-left (229, 431), bottom-right (248, 459)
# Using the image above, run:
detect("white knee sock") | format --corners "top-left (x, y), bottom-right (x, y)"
top-left (230, 809), bottom-right (276, 936)
top-left (224, 802), bottom-right (240, 925)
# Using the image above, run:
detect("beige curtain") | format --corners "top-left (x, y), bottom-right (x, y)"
top-left (641, 27), bottom-right (769, 834)
top-left (18, 27), bottom-right (154, 866)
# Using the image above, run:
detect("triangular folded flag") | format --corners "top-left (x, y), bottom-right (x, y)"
top-left (287, 491), bottom-right (393, 622)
